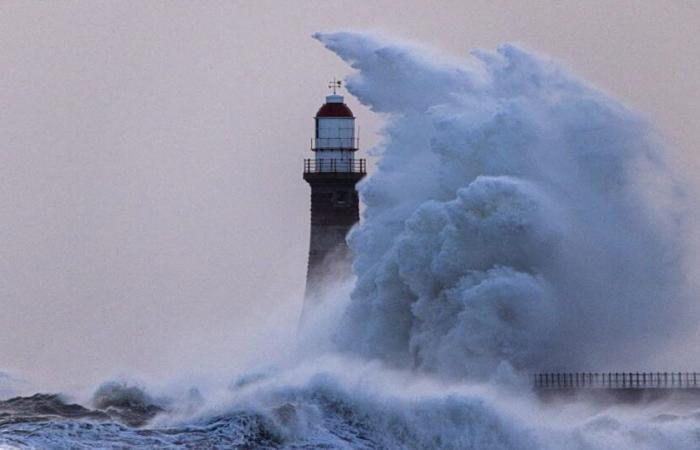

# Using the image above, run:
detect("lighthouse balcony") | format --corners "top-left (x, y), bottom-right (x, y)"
top-left (303, 158), bottom-right (366, 175)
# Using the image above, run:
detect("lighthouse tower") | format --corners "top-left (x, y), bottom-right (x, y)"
top-left (302, 81), bottom-right (366, 309)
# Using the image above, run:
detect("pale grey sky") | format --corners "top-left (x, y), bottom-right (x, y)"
top-left (1, 1), bottom-right (699, 390)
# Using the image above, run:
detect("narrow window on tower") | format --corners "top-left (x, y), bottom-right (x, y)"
top-left (335, 190), bottom-right (348, 206)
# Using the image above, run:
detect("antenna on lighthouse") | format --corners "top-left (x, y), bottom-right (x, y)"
top-left (328, 78), bottom-right (342, 95)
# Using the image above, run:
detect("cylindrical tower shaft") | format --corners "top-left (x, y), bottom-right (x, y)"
top-left (303, 169), bottom-right (364, 300)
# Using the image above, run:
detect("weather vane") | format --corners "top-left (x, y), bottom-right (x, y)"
top-left (328, 78), bottom-right (342, 95)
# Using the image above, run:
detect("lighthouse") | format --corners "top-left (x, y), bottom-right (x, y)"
top-left (302, 80), bottom-right (366, 310)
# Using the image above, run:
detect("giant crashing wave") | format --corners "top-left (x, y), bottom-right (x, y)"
top-left (2, 32), bottom-right (699, 449)
top-left (320, 31), bottom-right (693, 378)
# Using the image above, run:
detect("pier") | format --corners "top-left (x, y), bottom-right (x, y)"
top-left (532, 372), bottom-right (700, 403)
top-left (533, 372), bottom-right (700, 390)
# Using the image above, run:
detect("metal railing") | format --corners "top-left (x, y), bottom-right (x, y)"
top-left (311, 137), bottom-right (359, 150)
top-left (532, 372), bottom-right (700, 389)
top-left (304, 158), bottom-right (366, 174)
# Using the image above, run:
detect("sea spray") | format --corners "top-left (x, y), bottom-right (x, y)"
top-left (313, 32), bottom-right (693, 378)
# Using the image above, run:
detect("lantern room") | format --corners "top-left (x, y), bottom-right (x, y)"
top-left (311, 92), bottom-right (358, 172)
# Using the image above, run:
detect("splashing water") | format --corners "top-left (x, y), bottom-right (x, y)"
top-left (1, 32), bottom-right (699, 449)
top-left (317, 31), bottom-right (693, 379)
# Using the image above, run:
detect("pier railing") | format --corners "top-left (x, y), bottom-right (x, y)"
top-left (533, 372), bottom-right (700, 389)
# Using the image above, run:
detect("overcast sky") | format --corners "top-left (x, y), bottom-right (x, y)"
top-left (1, 1), bottom-right (699, 391)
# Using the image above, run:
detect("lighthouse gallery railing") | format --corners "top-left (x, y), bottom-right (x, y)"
top-left (304, 158), bottom-right (366, 174)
